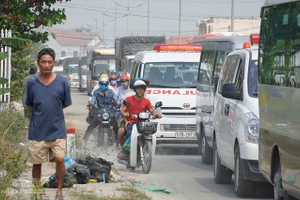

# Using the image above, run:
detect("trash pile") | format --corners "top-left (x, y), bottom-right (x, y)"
top-left (44, 156), bottom-right (114, 188)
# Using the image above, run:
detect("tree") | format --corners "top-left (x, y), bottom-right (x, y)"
top-left (0, 37), bottom-right (32, 95)
top-left (73, 26), bottom-right (91, 33)
top-left (0, 0), bottom-right (71, 43)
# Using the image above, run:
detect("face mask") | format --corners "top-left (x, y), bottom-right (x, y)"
top-left (111, 80), bottom-right (117, 85)
top-left (121, 82), bottom-right (128, 88)
top-left (100, 84), bottom-right (108, 91)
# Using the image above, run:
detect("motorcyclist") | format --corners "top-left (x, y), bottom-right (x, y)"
top-left (117, 80), bottom-right (162, 160)
top-left (88, 73), bottom-right (115, 103)
top-left (109, 74), bottom-right (118, 91)
top-left (115, 75), bottom-right (132, 101)
top-left (116, 73), bottom-right (123, 87)
top-left (83, 75), bottom-right (121, 144)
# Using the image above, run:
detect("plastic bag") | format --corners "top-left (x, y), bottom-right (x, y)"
top-left (43, 171), bottom-right (76, 188)
top-left (64, 157), bottom-right (76, 169)
top-left (82, 156), bottom-right (113, 182)
top-left (67, 163), bottom-right (90, 184)
top-left (122, 135), bottom-right (131, 152)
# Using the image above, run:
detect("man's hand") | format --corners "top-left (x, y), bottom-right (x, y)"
top-left (156, 113), bottom-right (163, 118)
top-left (125, 121), bottom-right (131, 129)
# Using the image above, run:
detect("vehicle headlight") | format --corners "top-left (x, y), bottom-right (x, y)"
top-left (244, 112), bottom-right (259, 144)
top-left (138, 112), bottom-right (150, 120)
top-left (102, 113), bottom-right (110, 121)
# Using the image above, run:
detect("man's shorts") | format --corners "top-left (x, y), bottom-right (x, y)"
top-left (28, 139), bottom-right (66, 164)
top-left (119, 120), bottom-right (125, 128)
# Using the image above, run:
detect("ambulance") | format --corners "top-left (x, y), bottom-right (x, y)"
top-left (130, 44), bottom-right (202, 144)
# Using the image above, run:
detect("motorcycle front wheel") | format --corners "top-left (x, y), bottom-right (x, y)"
top-left (96, 125), bottom-right (103, 147)
top-left (102, 126), bottom-right (108, 149)
top-left (141, 140), bottom-right (153, 174)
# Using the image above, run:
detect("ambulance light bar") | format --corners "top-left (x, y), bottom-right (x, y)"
top-left (250, 33), bottom-right (259, 45)
top-left (153, 44), bottom-right (202, 52)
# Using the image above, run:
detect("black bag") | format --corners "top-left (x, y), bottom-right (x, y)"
top-left (86, 105), bottom-right (98, 124)
top-left (82, 156), bottom-right (113, 182)
top-left (67, 163), bottom-right (90, 184)
top-left (44, 171), bottom-right (76, 188)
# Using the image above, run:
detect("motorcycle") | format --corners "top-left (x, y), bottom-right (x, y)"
top-left (118, 100), bottom-right (162, 174)
top-left (87, 104), bottom-right (118, 149)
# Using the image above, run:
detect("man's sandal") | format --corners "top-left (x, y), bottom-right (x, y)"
top-left (55, 194), bottom-right (64, 200)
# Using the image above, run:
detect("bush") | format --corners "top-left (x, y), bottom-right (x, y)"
top-left (0, 110), bottom-right (28, 199)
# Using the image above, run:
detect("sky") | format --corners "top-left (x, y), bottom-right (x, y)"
top-left (53, 0), bottom-right (265, 45)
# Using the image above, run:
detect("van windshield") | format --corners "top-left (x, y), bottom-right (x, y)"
top-left (248, 60), bottom-right (258, 97)
top-left (144, 62), bottom-right (198, 88)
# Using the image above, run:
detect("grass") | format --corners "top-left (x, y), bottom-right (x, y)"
top-left (0, 110), bottom-right (28, 200)
top-left (70, 186), bottom-right (151, 200)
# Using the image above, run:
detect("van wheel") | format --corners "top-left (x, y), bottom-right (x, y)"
top-left (213, 140), bottom-right (232, 184)
top-left (200, 132), bottom-right (213, 164)
top-left (234, 147), bottom-right (255, 197)
top-left (273, 157), bottom-right (286, 200)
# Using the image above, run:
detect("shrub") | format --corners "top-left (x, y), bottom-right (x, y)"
top-left (0, 110), bottom-right (28, 199)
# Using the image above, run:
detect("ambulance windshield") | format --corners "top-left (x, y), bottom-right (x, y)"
top-left (144, 62), bottom-right (198, 88)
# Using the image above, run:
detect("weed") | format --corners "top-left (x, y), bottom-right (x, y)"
top-left (0, 110), bottom-right (28, 199)
top-left (70, 186), bottom-right (151, 200)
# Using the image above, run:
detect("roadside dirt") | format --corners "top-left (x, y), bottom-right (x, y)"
top-left (9, 113), bottom-right (179, 200)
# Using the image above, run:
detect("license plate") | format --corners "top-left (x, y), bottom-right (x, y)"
top-left (175, 132), bottom-right (196, 137)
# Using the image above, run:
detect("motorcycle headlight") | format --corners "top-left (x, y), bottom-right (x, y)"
top-left (138, 112), bottom-right (150, 120)
top-left (102, 113), bottom-right (110, 121)
top-left (244, 112), bottom-right (259, 144)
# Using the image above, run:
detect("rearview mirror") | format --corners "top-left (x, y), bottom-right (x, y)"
top-left (222, 83), bottom-right (242, 100)
top-left (123, 100), bottom-right (130, 107)
top-left (155, 101), bottom-right (163, 108)
top-left (129, 78), bottom-right (135, 89)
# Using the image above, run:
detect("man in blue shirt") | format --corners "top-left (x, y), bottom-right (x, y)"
top-left (26, 48), bottom-right (72, 200)
top-left (83, 75), bottom-right (120, 144)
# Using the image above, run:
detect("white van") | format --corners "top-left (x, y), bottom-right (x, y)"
top-left (130, 44), bottom-right (202, 144)
top-left (213, 48), bottom-right (267, 197)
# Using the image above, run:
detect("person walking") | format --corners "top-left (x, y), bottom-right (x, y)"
top-left (25, 48), bottom-right (72, 200)
top-left (22, 66), bottom-right (37, 119)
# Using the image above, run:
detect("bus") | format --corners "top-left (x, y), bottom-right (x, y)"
top-left (86, 48), bottom-right (115, 95)
top-left (258, 0), bottom-right (300, 199)
top-left (196, 35), bottom-right (256, 164)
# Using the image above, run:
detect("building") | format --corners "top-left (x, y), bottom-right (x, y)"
top-left (45, 28), bottom-right (102, 60)
top-left (196, 17), bottom-right (260, 36)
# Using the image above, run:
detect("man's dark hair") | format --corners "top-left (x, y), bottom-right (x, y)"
top-left (37, 48), bottom-right (55, 61)
top-left (29, 66), bottom-right (37, 74)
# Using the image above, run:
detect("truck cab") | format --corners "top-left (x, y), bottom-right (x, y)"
top-left (130, 44), bottom-right (202, 145)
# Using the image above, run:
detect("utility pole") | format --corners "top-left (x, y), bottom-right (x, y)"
top-left (231, 0), bottom-right (234, 32)
top-left (178, 0), bottom-right (182, 44)
top-left (102, 13), bottom-right (104, 42)
top-left (114, 5), bottom-right (117, 40)
top-left (127, 0), bottom-right (129, 35)
top-left (147, 0), bottom-right (150, 36)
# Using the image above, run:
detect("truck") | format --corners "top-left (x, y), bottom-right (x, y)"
top-left (115, 36), bottom-right (166, 74)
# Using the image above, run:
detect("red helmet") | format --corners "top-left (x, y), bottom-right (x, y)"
top-left (109, 74), bottom-right (117, 81)
top-left (120, 75), bottom-right (130, 82)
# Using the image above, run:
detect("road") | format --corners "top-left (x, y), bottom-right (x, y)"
top-left (65, 89), bottom-right (273, 200)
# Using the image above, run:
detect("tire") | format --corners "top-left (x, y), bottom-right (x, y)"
top-left (274, 158), bottom-right (285, 200)
top-left (102, 126), bottom-right (108, 149)
top-left (142, 140), bottom-right (153, 174)
top-left (234, 147), bottom-right (255, 197)
top-left (213, 140), bottom-right (232, 184)
top-left (95, 126), bottom-right (103, 147)
top-left (200, 132), bottom-right (213, 164)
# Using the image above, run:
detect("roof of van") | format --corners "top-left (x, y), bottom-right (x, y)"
top-left (263, 0), bottom-right (298, 7)
top-left (134, 51), bottom-right (201, 63)
top-left (201, 36), bottom-right (251, 50)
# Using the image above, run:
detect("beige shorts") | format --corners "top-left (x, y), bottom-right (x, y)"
top-left (28, 139), bottom-right (66, 164)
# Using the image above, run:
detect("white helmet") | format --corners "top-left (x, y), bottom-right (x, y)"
top-left (133, 80), bottom-right (147, 92)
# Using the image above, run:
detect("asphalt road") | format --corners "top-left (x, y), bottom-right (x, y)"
top-left (65, 88), bottom-right (274, 200)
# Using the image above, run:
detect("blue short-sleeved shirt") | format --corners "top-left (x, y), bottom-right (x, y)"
top-left (26, 75), bottom-right (72, 141)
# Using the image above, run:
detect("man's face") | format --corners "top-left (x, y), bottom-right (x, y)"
top-left (38, 55), bottom-right (55, 75)
top-left (135, 87), bottom-right (145, 97)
